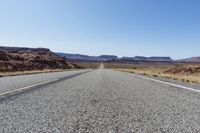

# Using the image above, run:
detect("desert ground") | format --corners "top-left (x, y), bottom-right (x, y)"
top-left (103, 62), bottom-right (200, 84)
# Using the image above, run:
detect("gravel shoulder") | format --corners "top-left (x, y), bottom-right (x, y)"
top-left (118, 69), bottom-right (200, 91)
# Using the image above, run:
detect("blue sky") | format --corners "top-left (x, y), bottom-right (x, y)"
top-left (0, 0), bottom-right (200, 59)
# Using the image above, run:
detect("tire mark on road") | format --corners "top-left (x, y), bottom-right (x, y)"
top-left (0, 70), bottom-right (93, 101)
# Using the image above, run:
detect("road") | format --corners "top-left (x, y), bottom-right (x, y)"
top-left (0, 69), bottom-right (90, 95)
top-left (1, 68), bottom-right (200, 132)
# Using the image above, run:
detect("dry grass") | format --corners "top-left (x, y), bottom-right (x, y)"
top-left (0, 69), bottom-right (71, 77)
top-left (103, 62), bottom-right (200, 84)
top-left (117, 65), bottom-right (200, 84)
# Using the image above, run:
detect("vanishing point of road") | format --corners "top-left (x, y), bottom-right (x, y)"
top-left (1, 65), bottom-right (200, 132)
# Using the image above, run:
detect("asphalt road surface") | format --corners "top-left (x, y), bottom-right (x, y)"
top-left (0, 69), bottom-right (90, 94)
top-left (1, 68), bottom-right (200, 132)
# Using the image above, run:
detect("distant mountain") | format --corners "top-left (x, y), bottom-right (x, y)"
top-left (98, 55), bottom-right (118, 60)
top-left (56, 53), bottom-right (118, 61)
top-left (0, 46), bottom-right (50, 53)
top-left (179, 56), bottom-right (200, 63)
top-left (57, 53), bottom-right (173, 62)
top-left (57, 53), bottom-right (95, 61)
top-left (122, 56), bottom-right (173, 62)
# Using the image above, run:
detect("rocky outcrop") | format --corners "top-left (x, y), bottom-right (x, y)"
top-left (0, 49), bottom-right (10, 61)
top-left (0, 46), bottom-right (72, 71)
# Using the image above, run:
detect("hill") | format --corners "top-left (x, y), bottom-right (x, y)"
top-left (0, 46), bottom-right (73, 71)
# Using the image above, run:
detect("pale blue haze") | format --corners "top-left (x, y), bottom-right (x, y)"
top-left (0, 0), bottom-right (200, 59)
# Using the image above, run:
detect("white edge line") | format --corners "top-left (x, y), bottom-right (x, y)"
top-left (130, 73), bottom-right (200, 93)
top-left (0, 79), bottom-right (59, 97)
